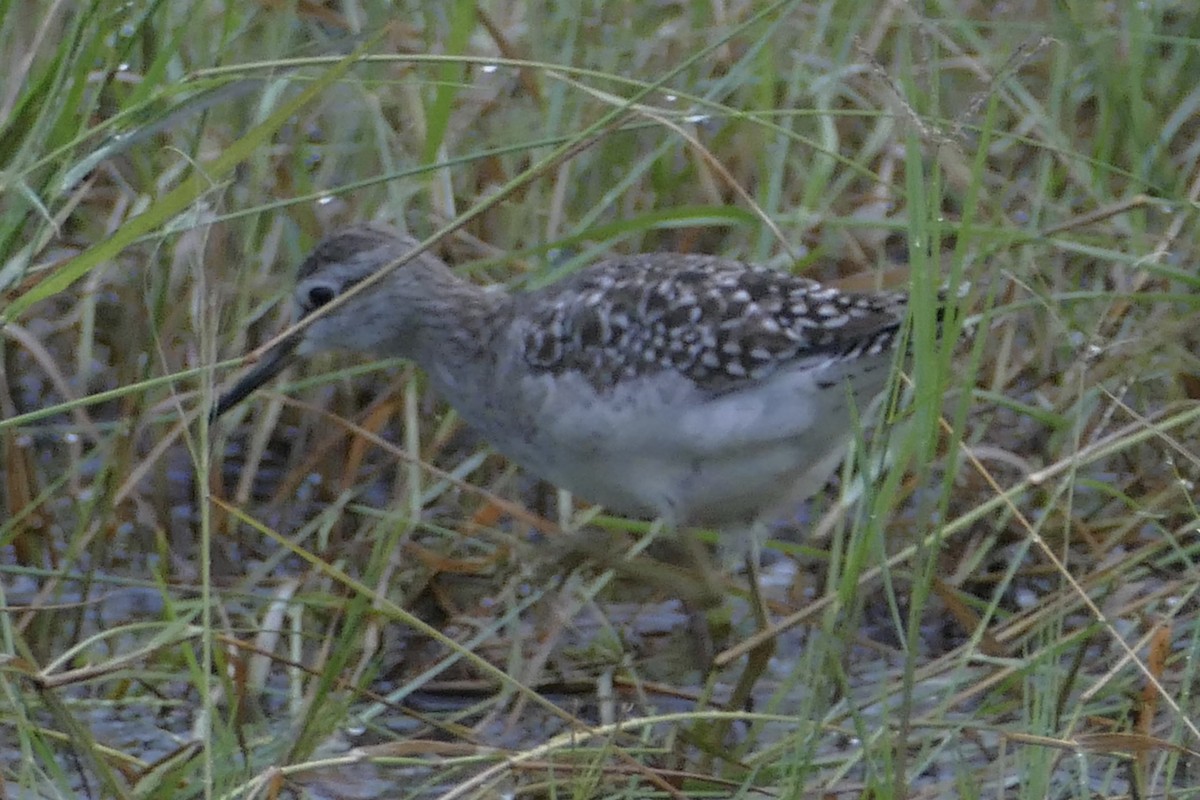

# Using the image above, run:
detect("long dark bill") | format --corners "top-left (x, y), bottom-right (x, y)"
top-left (210, 334), bottom-right (302, 421)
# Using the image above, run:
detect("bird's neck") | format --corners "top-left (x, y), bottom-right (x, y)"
top-left (407, 269), bottom-right (513, 386)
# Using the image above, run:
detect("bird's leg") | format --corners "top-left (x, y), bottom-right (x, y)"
top-left (689, 530), bottom-right (777, 761)
top-left (679, 525), bottom-right (729, 611)
top-left (725, 544), bottom-right (775, 714)
top-left (674, 526), bottom-right (729, 674)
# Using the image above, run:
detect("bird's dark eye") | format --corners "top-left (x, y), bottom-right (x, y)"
top-left (306, 284), bottom-right (336, 309)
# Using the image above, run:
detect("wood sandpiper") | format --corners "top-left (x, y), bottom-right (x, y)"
top-left (213, 224), bottom-right (931, 700)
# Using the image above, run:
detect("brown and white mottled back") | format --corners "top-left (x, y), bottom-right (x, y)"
top-left (517, 253), bottom-right (905, 394)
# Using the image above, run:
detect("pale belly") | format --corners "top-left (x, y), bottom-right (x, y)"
top-left (525, 433), bottom-right (852, 528)
top-left (453, 356), bottom-right (893, 529)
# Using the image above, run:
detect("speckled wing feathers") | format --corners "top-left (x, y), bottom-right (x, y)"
top-left (519, 253), bottom-right (907, 393)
